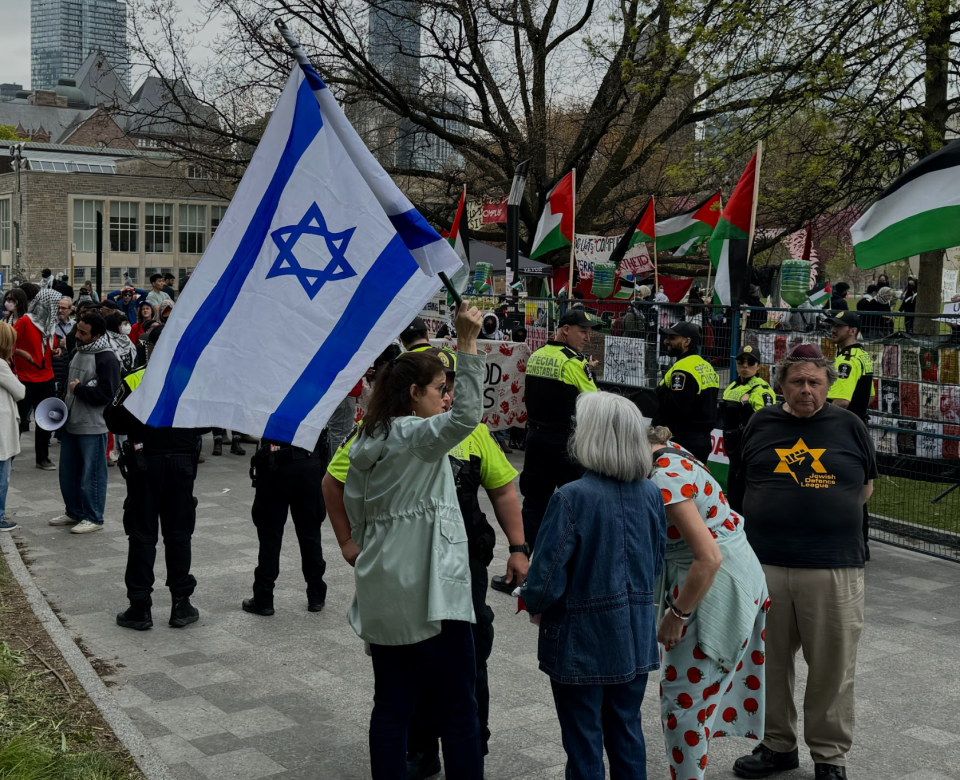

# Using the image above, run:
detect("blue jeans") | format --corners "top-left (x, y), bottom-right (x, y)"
top-left (0, 458), bottom-right (11, 517)
top-left (58, 431), bottom-right (108, 524)
top-left (368, 621), bottom-right (483, 780)
top-left (551, 674), bottom-right (648, 780)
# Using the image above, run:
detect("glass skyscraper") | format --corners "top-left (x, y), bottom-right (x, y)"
top-left (31, 0), bottom-right (129, 91)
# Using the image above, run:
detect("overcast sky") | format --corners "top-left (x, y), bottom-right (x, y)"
top-left (0, 0), bottom-right (225, 91)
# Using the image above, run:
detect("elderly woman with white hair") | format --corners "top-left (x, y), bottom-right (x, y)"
top-left (521, 392), bottom-right (665, 779)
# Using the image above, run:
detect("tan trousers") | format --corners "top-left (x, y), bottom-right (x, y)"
top-left (761, 565), bottom-right (865, 765)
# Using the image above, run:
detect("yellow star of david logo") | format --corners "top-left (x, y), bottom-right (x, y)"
top-left (774, 438), bottom-right (826, 485)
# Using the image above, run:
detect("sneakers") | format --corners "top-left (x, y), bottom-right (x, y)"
top-left (733, 744), bottom-right (800, 778)
top-left (0, 516), bottom-right (18, 532)
top-left (36, 459), bottom-right (56, 471)
top-left (212, 437), bottom-right (223, 456)
top-left (815, 765), bottom-right (848, 779)
top-left (242, 598), bottom-right (275, 616)
top-left (49, 514), bottom-right (79, 526)
top-left (169, 597), bottom-right (200, 627)
top-left (70, 520), bottom-right (103, 534)
top-left (117, 602), bottom-right (153, 631)
top-left (490, 574), bottom-right (517, 595)
top-left (406, 751), bottom-right (442, 780)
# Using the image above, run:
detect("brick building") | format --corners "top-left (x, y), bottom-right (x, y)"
top-left (0, 140), bottom-right (235, 289)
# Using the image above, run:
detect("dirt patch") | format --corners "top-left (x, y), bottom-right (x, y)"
top-left (0, 551), bottom-right (145, 779)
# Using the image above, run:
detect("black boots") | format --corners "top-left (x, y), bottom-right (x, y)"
top-left (734, 744), bottom-right (800, 778)
top-left (242, 598), bottom-right (275, 616)
top-left (230, 440), bottom-right (246, 456)
top-left (406, 751), bottom-right (441, 780)
top-left (212, 437), bottom-right (223, 456)
top-left (117, 601), bottom-right (153, 631)
top-left (169, 597), bottom-right (199, 628)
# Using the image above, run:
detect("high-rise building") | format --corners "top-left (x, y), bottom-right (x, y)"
top-left (31, 0), bottom-right (130, 92)
top-left (0, 84), bottom-right (24, 103)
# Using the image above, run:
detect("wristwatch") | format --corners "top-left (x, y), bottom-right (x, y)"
top-left (508, 544), bottom-right (531, 557)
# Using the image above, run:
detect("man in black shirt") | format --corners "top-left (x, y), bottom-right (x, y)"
top-left (733, 344), bottom-right (876, 780)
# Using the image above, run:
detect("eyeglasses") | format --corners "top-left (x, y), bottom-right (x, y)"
top-left (435, 383), bottom-right (450, 398)
top-left (736, 357), bottom-right (759, 366)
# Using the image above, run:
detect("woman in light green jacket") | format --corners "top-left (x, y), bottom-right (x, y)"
top-left (344, 304), bottom-right (485, 780)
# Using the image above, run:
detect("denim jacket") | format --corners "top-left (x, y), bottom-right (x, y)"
top-left (521, 472), bottom-right (666, 684)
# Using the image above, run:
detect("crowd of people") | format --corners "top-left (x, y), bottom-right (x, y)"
top-left (0, 268), bottom-right (880, 780)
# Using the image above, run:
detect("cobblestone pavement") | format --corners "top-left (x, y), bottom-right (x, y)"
top-left (4, 433), bottom-right (960, 779)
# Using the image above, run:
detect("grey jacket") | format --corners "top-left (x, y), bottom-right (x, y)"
top-left (66, 343), bottom-right (121, 435)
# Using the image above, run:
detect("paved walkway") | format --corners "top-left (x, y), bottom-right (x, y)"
top-left (4, 433), bottom-right (960, 780)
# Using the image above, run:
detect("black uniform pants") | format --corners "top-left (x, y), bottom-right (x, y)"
top-left (17, 379), bottom-right (55, 463)
top-left (672, 431), bottom-right (712, 464)
top-left (408, 555), bottom-right (495, 758)
top-left (520, 428), bottom-right (584, 552)
top-left (726, 447), bottom-right (745, 515)
top-left (123, 453), bottom-right (198, 605)
top-left (251, 456), bottom-right (327, 604)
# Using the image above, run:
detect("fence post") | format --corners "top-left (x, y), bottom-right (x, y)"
top-left (729, 307), bottom-right (741, 380)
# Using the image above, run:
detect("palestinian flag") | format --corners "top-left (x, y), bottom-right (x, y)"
top-left (446, 188), bottom-right (471, 303)
top-left (657, 190), bottom-right (722, 255)
top-left (806, 281), bottom-right (831, 308)
top-left (614, 277), bottom-right (637, 299)
top-left (530, 171), bottom-right (575, 260)
top-left (609, 196), bottom-right (655, 267)
top-left (710, 153), bottom-right (760, 306)
top-left (851, 140), bottom-right (960, 269)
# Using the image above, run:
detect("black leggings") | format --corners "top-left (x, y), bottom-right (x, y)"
top-left (17, 379), bottom-right (56, 464)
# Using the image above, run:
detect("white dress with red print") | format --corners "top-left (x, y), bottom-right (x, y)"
top-left (652, 444), bottom-right (769, 780)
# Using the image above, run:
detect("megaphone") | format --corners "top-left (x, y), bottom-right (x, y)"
top-left (35, 397), bottom-right (68, 432)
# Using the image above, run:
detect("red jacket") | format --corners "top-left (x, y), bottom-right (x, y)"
top-left (13, 317), bottom-right (57, 383)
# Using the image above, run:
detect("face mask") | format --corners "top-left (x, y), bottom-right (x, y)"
top-left (120, 323), bottom-right (132, 335)
top-left (4, 301), bottom-right (14, 312)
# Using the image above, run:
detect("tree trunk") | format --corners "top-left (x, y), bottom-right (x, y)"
top-left (913, 0), bottom-right (950, 332)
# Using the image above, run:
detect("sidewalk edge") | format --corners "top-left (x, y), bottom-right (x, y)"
top-left (0, 533), bottom-right (175, 780)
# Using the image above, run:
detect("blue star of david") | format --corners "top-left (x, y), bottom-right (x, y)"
top-left (268, 203), bottom-right (357, 299)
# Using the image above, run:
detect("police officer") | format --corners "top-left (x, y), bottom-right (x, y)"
top-left (399, 316), bottom-right (431, 351)
top-left (242, 432), bottom-right (328, 615)
top-left (322, 347), bottom-right (528, 778)
top-left (104, 357), bottom-right (201, 631)
top-left (652, 320), bottom-right (719, 463)
top-left (721, 344), bottom-right (775, 513)
top-left (825, 309), bottom-right (875, 559)
top-left (519, 309), bottom-right (600, 554)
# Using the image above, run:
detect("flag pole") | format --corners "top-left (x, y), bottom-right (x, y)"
top-left (274, 17), bottom-right (463, 308)
top-left (705, 193), bottom-right (723, 297)
top-left (652, 196), bottom-right (659, 297)
top-left (746, 140), bottom-right (763, 265)
top-left (569, 168), bottom-right (576, 303)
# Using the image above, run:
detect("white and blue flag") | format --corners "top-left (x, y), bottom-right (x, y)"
top-left (125, 64), bottom-right (461, 448)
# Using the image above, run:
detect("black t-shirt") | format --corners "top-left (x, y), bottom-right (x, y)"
top-left (741, 403), bottom-right (878, 568)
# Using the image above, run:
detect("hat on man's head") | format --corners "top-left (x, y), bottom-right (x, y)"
top-left (558, 309), bottom-right (602, 329)
top-left (399, 317), bottom-right (428, 342)
top-left (824, 310), bottom-right (861, 329)
top-left (785, 343), bottom-right (825, 362)
top-left (659, 321), bottom-right (701, 344)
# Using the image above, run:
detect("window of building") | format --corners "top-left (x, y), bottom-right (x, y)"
top-left (178, 204), bottom-right (206, 254)
top-left (72, 199), bottom-right (104, 253)
top-left (126, 268), bottom-right (139, 284)
top-left (109, 267), bottom-right (124, 286)
top-left (109, 201), bottom-right (139, 253)
top-left (144, 267), bottom-right (174, 282)
top-left (0, 199), bottom-right (10, 252)
top-left (210, 205), bottom-right (227, 236)
top-left (144, 203), bottom-right (174, 254)
top-left (136, 137), bottom-right (159, 149)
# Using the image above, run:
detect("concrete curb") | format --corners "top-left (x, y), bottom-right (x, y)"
top-left (0, 532), bottom-right (175, 780)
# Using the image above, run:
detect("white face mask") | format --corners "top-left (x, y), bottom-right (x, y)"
top-left (120, 323), bottom-right (132, 336)
top-left (4, 301), bottom-right (14, 312)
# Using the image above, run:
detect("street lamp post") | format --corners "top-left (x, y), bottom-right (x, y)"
top-left (506, 160), bottom-right (529, 312)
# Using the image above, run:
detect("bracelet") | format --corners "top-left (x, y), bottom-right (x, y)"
top-left (667, 600), bottom-right (692, 620)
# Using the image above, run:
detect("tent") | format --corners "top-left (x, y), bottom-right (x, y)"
top-left (468, 240), bottom-right (552, 277)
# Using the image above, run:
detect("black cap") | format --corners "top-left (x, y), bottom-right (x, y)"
top-left (405, 346), bottom-right (457, 374)
top-left (400, 317), bottom-right (428, 342)
top-left (558, 309), bottom-right (602, 329)
top-left (824, 310), bottom-right (861, 329)
top-left (660, 321), bottom-right (701, 344)
top-left (99, 299), bottom-right (120, 310)
top-left (736, 344), bottom-right (759, 360)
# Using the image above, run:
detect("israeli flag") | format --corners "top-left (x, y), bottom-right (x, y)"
top-left (125, 64), bottom-right (461, 448)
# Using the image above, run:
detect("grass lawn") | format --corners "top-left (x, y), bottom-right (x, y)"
top-left (0, 553), bottom-right (143, 780)
top-left (871, 472), bottom-right (960, 536)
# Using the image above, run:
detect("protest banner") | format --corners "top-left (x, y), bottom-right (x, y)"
top-left (482, 196), bottom-right (508, 223)
top-left (574, 234), bottom-right (655, 280)
top-left (431, 339), bottom-right (530, 430)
